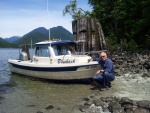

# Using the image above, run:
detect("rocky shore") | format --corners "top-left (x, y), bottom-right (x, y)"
top-left (73, 96), bottom-right (150, 113)
top-left (73, 51), bottom-right (150, 113)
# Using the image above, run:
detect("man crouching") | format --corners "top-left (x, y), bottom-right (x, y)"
top-left (88, 52), bottom-right (115, 91)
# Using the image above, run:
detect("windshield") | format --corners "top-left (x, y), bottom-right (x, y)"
top-left (35, 46), bottom-right (50, 57)
top-left (52, 44), bottom-right (70, 56)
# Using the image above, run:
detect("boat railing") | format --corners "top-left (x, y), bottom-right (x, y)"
top-left (76, 50), bottom-right (108, 56)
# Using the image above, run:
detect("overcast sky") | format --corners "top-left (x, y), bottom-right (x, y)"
top-left (0, 0), bottom-right (92, 38)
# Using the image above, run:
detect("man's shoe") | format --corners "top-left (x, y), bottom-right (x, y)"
top-left (100, 88), bottom-right (109, 91)
top-left (108, 82), bottom-right (111, 87)
top-left (92, 80), bottom-right (100, 86)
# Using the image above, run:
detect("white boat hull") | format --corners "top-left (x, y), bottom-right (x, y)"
top-left (8, 60), bottom-right (100, 80)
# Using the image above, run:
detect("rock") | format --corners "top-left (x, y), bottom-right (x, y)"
top-left (133, 61), bottom-right (139, 66)
top-left (84, 101), bottom-right (93, 106)
top-left (112, 52), bottom-right (150, 76)
top-left (127, 59), bottom-right (134, 63)
top-left (105, 96), bottom-right (120, 103)
top-left (79, 104), bottom-right (90, 112)
top-left (115, 70), bottom-right (122, 75)
top-left (45, 105), bottom-right (54, 110)
top-left (133, 108), bottom-right (149, 113)
top-left (57, 107), bottom-right (61, 110)
top-left (72, 105), bottom-right (82, 113)
top-left (92, 99), bottom-right (104, 106)
top-left (88, 104), bottom-right (104, 113)
top-left (136, 100), bottom-right (150, 110)
top-left (26, 104), bottom-right (36, 107)
top-left (119, 97), bottom-right (134, 106)
top-left (36, 111), bottom-right (43, 113)
top-left (124, 104), bottom-right (134, 112)
top-left (73, 95), bottom-right (150, 113)
top-left (126, 109), bottom-right (134, 113)
top-left (143, 61), bottom-right (150, 69)
top-left (108, 101), bottom-right (122, 113)
top-left (82, 97), bottom-right (90, 102)
top-left (142, 73), bottom-right (150, 78)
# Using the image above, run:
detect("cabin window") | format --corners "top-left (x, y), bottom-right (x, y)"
top-left (35, 46), bottom-right (50, 57)
top-left (52, 44), bottom-right (68, 56)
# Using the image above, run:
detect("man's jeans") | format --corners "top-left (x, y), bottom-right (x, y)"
top-left (93, 72), bottom-right (115, 88)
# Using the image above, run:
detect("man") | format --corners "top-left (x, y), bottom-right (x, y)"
top-left (88, 52), bottom-right (115, 91)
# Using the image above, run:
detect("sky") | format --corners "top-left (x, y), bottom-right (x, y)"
top-left (0, 0), bottom-right (92, 38)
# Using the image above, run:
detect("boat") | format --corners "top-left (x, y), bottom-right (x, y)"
top-left (8, 40), bottom-right (100, 80)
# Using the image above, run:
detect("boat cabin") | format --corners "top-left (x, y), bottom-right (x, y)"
top-left (34, 40), bottom-right (74, 57)
top-left (32, 40), bottom-right (82, 64)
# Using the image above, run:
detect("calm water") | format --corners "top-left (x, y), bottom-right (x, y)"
top-left (0, 48), bottom-right (98, 113)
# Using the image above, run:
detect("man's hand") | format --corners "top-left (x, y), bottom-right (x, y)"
top-left (100, 70), bottom-right (104, 73)
top-left (95, 70), bottom-right (104, 76)
top-left (95, 70), bottom-right (101, 76)
top-left (87, 58), bottom-right (92, 63)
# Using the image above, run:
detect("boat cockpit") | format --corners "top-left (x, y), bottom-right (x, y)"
top-left (34, 40), bottom-right (75, 58)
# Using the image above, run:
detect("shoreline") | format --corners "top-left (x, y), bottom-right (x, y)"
top-left (72, 51), bottom-right (150, 112)
top-left (72, 76), bottom-right (150, 113)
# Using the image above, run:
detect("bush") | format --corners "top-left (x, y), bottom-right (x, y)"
top-left (127, 39), bottom-right (139, 52)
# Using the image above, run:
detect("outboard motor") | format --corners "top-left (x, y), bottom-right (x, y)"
top-left (19, 40), bottom-right (30, 61)
top-left (20, 52), bottom-right (28, 61)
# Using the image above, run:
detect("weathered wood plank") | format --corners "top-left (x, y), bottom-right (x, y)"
top-left (72, 18), bottom-right (108, 53)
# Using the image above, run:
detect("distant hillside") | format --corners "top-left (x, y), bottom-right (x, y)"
top-left (28, 27), bottom-right (48, 34)
top-left (14, 32), bottom-right (48, 46)
top-left (0, 37), bottom-right (17, 48)
top-left (14, 26), bottom-right (73, 46)
top-left (5, 36), bottom-right (21, 43)
top-left (50, 26), bottom-right (73, 40)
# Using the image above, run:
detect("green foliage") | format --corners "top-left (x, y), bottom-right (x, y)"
top-left (105, 33), bottom-right (118, 51)
top-left (63, 0), bottom-right (91, 19)
top-left (88, 0), bottom-right (150, 50)
top-left (127, 39), bottom-right (139, 52)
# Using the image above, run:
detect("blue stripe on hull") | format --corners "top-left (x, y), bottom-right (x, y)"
top-left (10, 63), bottom-right (84, 72)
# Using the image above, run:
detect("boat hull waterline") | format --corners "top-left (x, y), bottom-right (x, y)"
top-left (8, 60), bottom-right (100, 80)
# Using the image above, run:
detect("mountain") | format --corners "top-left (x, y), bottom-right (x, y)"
top-left (0, 37), bottom-right (17, 48)
top-left (28, 27), bottom-right (48, 34)
top-left (0, 26), bottom-right (73, 47)
top-left (50, 26), bottom-right (73, 40)
top-left (14, 26), bottom-right (73, 46)
top-left (5, 36), bottom-right (21, 43)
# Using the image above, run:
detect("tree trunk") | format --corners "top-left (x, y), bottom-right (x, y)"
top-left (72, 18), bottom-right (108, 54)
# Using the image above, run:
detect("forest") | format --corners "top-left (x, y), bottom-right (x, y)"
top-left (63, 0), bottom-right (150, 52)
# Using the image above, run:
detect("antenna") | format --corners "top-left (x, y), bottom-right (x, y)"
top-left (47, 0), bottom-right (52, 64)
top-left (47, 0), bottom-right (50, 42)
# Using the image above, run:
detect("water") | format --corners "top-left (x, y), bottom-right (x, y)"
top-left (0, 48), bottom-right (19, 84)
top-left (0, 48), bottom-right (97, 113)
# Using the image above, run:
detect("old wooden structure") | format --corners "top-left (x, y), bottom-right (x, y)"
top-left (72, 18), bottom-right (108, 55)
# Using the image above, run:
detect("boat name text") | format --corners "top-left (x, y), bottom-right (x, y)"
top-left (58, 59), bottom-right (75, 64)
